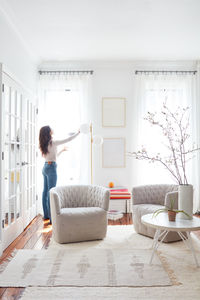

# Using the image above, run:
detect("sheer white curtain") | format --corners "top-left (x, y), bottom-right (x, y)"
top-left (194, 63), bottom-right (200, 212)
top-left (38, 72), bottom-right (92, 186)
top-left (134, 72), bottom-right (200, 212)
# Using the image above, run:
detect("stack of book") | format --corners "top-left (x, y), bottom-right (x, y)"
top-left (109, 187), bottom-right (131, 201)
top-left (107, 209), bottom-right (124, 221)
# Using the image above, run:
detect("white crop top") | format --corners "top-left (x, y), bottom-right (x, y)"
top-left (44, 132), bottom-right (79, 162)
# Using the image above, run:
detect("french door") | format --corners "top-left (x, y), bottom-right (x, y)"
top-left (0, 68), bottom-right (37, 251)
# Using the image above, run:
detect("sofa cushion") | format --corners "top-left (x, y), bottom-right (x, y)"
top-left (60, 206), bottom-right (105, 218)
top-left (53, 207), bottom-right (107, 243)
top-left (133, 204), bottom-right (164, 233)
top-left (133, 204), bottom-right (164, 217)
top-left (132, 204), bottom-right (182, 243)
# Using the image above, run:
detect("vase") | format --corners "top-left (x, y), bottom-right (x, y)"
top-left (178, 184), bottom-right (193, 219)
top-left (168, 210), bottom-right (176, 222)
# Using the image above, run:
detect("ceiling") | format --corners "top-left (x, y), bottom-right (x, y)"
top-left (0, 0), bottom-right (200, 63)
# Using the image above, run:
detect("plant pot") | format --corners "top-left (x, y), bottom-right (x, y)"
top-left (168, 210), bottom-right (176, 222)
top-left (178, 184), bottom-right (193, 220)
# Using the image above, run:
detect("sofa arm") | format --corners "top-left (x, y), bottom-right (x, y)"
top-left (165, 191), bottom-right (178, 209)
top-left (88, 186), bottom-right (110, 211)
top-left (50, 189), bottom-right (61, 215)
top-left (100, 189), bottom-right (110, 211)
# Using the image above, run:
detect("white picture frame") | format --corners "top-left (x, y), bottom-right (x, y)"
top-left (102, 97), bottom-right (126, 127)
top-left (102, 138), bottom-right (126, 168)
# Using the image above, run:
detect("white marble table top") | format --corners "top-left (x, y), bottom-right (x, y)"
top-left (141, 213), bottom-right (200, 232)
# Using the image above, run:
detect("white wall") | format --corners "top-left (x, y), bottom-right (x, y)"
top-left (39, 60), bottom-right (197, 192)
top-left (0, 8), bottom-right (37, 92)
top-left (91, 65), bottom-right (134, 190)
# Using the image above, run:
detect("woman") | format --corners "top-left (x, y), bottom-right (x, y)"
top-left (39, 126), bottom-right (80, 222)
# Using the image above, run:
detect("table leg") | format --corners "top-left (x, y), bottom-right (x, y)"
top-left (151, 229), bottom-right (159, 249)
top-left (186, 232), bottom-right (199, 267)
top-left (150, 229), bottom-right (160, 264)
top-left (150, 229), bottom-right (169, 265)
top-left (177, 231), bottom-right (199, 267)
top-left (178, 231), bottom-right (188, 248)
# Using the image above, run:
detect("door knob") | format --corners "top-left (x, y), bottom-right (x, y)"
top-left (21, 161), bottom-right (28, 166)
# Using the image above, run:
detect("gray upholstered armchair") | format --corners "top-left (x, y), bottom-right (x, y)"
top-left (132, 184), bottom-right (182, 242)
top-left (50, 185), bottom-right (110, 243)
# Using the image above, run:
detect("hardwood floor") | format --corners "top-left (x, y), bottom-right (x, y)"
top-left (108, 213), bottom-right (133, 225)
top-left (0, 213), bottom-right (132, 299)
top-left (0, 215), bottom-right (52, 299)
top-left (0, 213), bottom-right (199, 299)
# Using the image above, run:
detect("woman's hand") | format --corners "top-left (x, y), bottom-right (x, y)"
top-left (62, 146), bottom-right (68, 152)
top-left (57, 146), bottom-right (68, 157)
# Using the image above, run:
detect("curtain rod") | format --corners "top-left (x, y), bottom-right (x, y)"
top-left (135, 70), bottom-right (197, 75)
top-left (38, 70), bottom-right (93, 75)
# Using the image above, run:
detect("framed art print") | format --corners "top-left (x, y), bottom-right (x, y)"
top-left (102, 97), bottom-right (126, 127)
top-left (102, 138), bottom-right (126, 168)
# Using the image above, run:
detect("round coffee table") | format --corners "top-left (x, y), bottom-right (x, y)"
top-left (141, 213), bottom-right (200, 267)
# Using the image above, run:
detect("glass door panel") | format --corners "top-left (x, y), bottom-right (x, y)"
top-left (16, 167), bottom-right (21, 219)
top-left (5, 115), bottom-right (9, 143)
top-left (10, 116), bottom-right (15, 142)
top-left (16, 192), bottom-right (21, 219)
top-left (10, 144), bottom-right (15, 170)
top-left (10, 90), bottom-right (15, 116)
top-left (1, 71), bottom-right (37, 251)
top-left (16, 119), bottom-right (20, 145)
top-left (4, 85), bottom-right (10, 113)
top-left (16, 93), bottom-right (21, 118)
top-left (10, 196), bottom-right (15, 224)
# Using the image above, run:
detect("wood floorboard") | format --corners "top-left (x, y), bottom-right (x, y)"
top-left (0, 288), bottom-right (6, 298)
top-left (0, 216), bottom-right (42, 264)
top-left (23, 219), bottom-right (46, 250)
top-left (0, 215), bottom-right (46, 300)
top-left (42, 230), bottom-right (53, 249)
top-left (34, 223), bottom-right (52, 250)
top-left (108, 213), bottom-right (133, 225)
top-left (0, 287), bottom-right (24, 300)
top-left (0, 212), bottom-right (199, 299)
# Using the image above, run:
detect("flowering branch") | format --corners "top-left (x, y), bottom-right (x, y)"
top-left (128, 149), bottom-right (180, 183)
top-left (129, 102), bottom-right (200, 185)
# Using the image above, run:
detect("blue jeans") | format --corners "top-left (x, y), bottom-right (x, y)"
top-left (42, 162), bottom-right (57, 220)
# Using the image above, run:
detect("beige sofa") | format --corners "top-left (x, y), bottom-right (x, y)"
top-left (132, 184), bottom-right (183, 242)
top-left (50, 185), bottom-right (110, 243)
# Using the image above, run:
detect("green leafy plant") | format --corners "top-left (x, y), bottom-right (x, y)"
top-left (153, 198), bottom-right (191, 218)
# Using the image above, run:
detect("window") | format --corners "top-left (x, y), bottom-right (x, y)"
top-left (136, 74), bottom-right (195, 185)
top-left (43, 90), bottom-right (81, 185)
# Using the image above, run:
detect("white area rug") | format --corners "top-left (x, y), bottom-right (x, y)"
top-left (0, 226), bottom-right (171, 287)
top-left (20, 285), bottom-right (200, 300)
top-left (2, 225), bottom-right (200, 299)
top-left (0, 248), bottom-right (170, 287)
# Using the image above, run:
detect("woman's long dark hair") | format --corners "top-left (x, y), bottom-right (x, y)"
top-left (39, 126), bottom-right (52, 156)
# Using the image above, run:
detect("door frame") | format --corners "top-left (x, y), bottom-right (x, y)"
top-left (0, 64), bottom-right (37, 251)
top-left (0, 63), bottom-right (3, 255)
